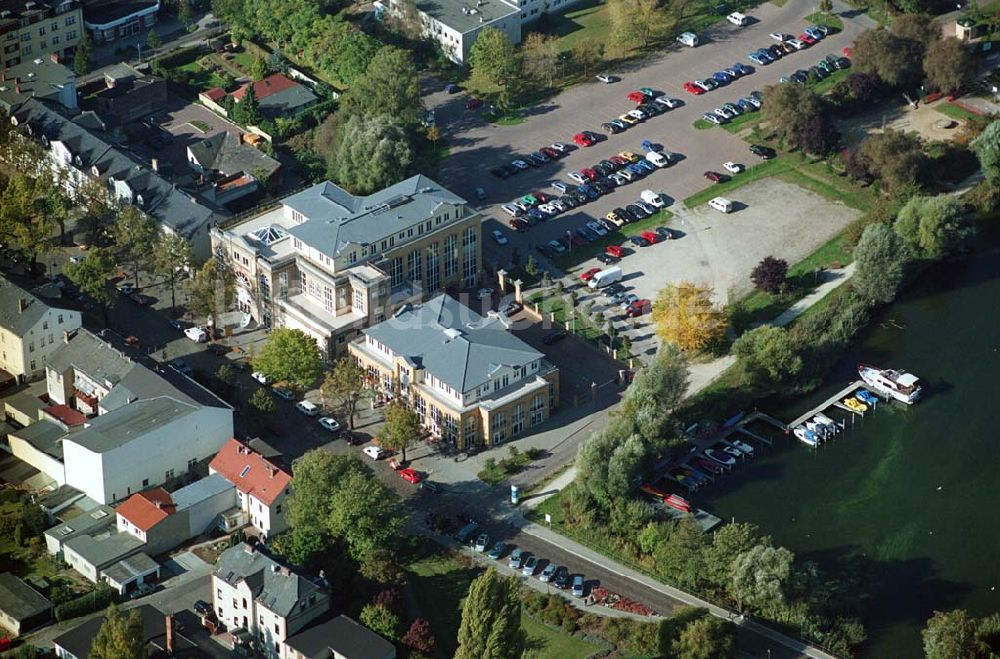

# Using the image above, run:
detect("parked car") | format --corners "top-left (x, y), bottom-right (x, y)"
top-left (522, 556), bottom-right (539, 576)
top-left (508, 548), bottom-right (525, 569)
top-left (704, 170), bottom-right (726, 182)
top-left (543, 330), bottom-right (567, 345)
top-left (572, 575), bottom-right (586, 597)
top-left (318, 417), bottom-right (341, 432)
top-left (553, 567), bottom-right (570, 589)
top-left (399, 468), bottom-right (422, 484)
top-left (723, 161), bottom-right (742, 174)
top-left (363, 445), bottom-right (385, 460)
top-left (540, 563), bottom-right (558, 582)
top-left (606, 244), bottom-right (624, 258)
top-left (488, 541), bottom-right (506, 559)
top-left (184, 326), bottom-right (208, 343)
top-left (749, 144), bottom-right (776, 160)
top-left (596, 73), bottom-right (617, 83)
top-left (456, 522), bottom-right (479, 543)
top-left (295, 400), bottom-right (319, 416)
top-left (491, 229), bottom-right (509, 245)
top-left (475, 533), bottom-right (490, 552)
top-left (169, 359), bottom-right (193, 376)
top-left (580, 267), bottom-right (602, 282)
top-left (272, 387), bottom-right (295, 401)
top-left (194, 600), bottom-right (212, 616)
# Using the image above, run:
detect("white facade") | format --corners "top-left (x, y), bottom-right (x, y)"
top-left (0, 306), bottom-right (81, 382)
top-left (241, 488), bottom-right (287, 538)
top-left (8, 434), bottom-right (66, 485)
top-left (62, 404), bottom-right (233, 504)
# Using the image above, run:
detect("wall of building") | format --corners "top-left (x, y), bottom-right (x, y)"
top-left (246, 489), bottom-right (286, 538)
top-left (63, 406), bottom-right (234, 504)
top-left (8, 432), bottom-right (66, 485)
top-left (0, 7), bottom-right (83, 70)
top-left (186, 483), bottom-right (237, 538)
top-left (0, 308), bottom-right (80, 381)
top-left (117, 508), bottom-right (190, 556)
top-left (213, 574), bottom-right (256, 631)
top-left (61, 544), bottom-right (99, 582)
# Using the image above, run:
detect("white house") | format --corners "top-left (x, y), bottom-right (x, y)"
top-left (212, 543), bottom-right (329, 659)
top-left (209, 438), bottom-right (290, 538)
top-left (0, 277), bottom-right (81, 383)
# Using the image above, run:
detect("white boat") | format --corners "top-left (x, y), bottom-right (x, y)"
top-left (858, 363), bottom-right (922, 404)
top-left (729, 438), bottom-right (754, 454)
top-left (794, 426), bottom-right (819, 447)
top-left (805, 420), bottom-right (828, 440)
top-left (812, 415), bottom-right (837, 434)
top-left (814, 412), bottom-right (837, 427)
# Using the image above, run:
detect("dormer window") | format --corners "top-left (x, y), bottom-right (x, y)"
top-left (91, 165), bottom-right (100, 177)
top-left (73, 155), bottom-right (81, 167)
top-left (135, 194), bottom-right (144, 207)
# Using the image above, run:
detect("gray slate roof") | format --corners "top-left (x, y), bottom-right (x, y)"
top-left (285, 615), bottom-right (396, 659)
top-left (0, 277), bottom-right (66, 335)
top-left (66, 396), bottom-right (198, 454)
top-left (46, 329), bottom-right (135, 390)
top-left (12, 99), bottom-right (222, 239)
top-left (63, 524), bottom-right (143, 568)
top-left (0, 572), bottom-right (52, 622)
top-left (188, 132), bottom-right (280, 179)
top-left (44, 505), bottom-right (116, 546)
top-left (286, 175), bottom-right (466, 259)
top-left (363, 295), bottom-right (542, 394)
top-left (258, 86), bottom-right (318, 116)
top-left (0, 58), bottom-right (74, 112)
top-left (171, 473), bottom-right (234, 510)
top-left (215, 544), bottom-right (322, 618)
top-left (414, 0), bottom-right (518, 34)
top-left (101, 552), bottom-right (158, 584)
top-left (13, 419), bottom-right (67, 459)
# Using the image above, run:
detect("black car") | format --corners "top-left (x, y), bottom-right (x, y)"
top-left (749, 144), bottom-right (776, 160)
top-left (553, 566), bottom-right (570, 589)
top-left (582, 130), bottom-right (602, 143)
top-left (655, 226), bottom-right (675, 240)
top-left (490, 167), bottom-right (510, 179)
top-left (536, 244), bottom-right (553, 258)
top-left (834, 56), bottom-right (851, 70)
top-left (602, 122), bottom-right (623, 134)
top-left (604, 283), bottom-right (626, 296)
top-left (593, 180), bottom-right (612, 195)
top-left (626, 203), bottom-right (649, 219)
top-left (612, 207), bottom-right (630, 223)
top-left (194, 600), bottom-right (212, 616)
top-left (560, 195), bottom-right (579, 209)
top-left (767, 44), bottom-right (785, 59)
top-left (526, 153), bottom-right (546, 166)
top-left (592, 162), bottom-right (612, 177)
top-left (571, 191), bottom-right (589, 204)
top-left (809, 65), bottom-right (828, 80)
top-left (543, 330), bottom-right (567, 345)
top-left (790, 69), bottom-right (809, 84)
top-left (597, 253), bottom-right (619, 265)
top-left (600, 158), bottom-right (619, 172)
top-left (639, 103), bottom-right (662, 115)
top-left (629, 235), bottom-right (650, 247)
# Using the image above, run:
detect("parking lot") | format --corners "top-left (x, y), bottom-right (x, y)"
top-left (425, 2), bottom-right (873, 274)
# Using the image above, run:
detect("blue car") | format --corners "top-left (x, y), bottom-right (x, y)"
top-left (627, 163), bottom-right (646, 177)
top-left (736, 98), bottom-right (755, 112)
top-left (579, 185), bottom-right (599, 200)
top-left (641, 139), bottom-right (655, 152)
top-left (636, 160), bottom-right (656, 174)
top-left (733, 62), bottom-right (753, 76)
top-left (748, 51), bottom-right (768, 65)
top-left (712, 71), bottom-right (732, 83)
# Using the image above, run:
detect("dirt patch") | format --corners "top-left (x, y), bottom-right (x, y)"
top-left (837, 99), bottom-right (965, 148)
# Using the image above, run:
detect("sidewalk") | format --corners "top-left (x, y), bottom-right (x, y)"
top-left (514, 514), bottom-right (839, 659)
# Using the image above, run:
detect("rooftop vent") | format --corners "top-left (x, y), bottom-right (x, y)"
top-left (443, 328), bottom-right (462, 341)
top-left (393, 303), bottom-right (411, 318)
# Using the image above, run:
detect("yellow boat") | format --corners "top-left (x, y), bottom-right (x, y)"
top-left (843, 398), bottom-right (868, 412)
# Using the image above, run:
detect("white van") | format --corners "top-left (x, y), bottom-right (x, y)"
top-left (709, 197), bottom-right (734, 213)
top-left (646, 151), bottom-right (668, 168)
top-left (641, 189), bottom-right (665, 208)
top-left (677, 32), bottom-right (699, 47)
top-left (587, 266), bottom-right (623, 289)
top-left (184, 326), bottom-right (208, 343)
top-left (295, 400), bottom-right (319, 417)
top-left (727, 12), bottom-right (748, 26)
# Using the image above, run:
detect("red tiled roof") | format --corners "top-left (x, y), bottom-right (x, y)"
top-left (44, 404), bottom-right (87, 427)
top-left (116, 488), bottom-right (175, 532)
top-left (210, 438), bottom-right (290, 505)
top-left (203, 87), bottom-right (226, 102)
top-left (231, 73), bottom-right (298, 102)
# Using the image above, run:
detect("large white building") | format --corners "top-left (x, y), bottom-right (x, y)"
top-left (212, 543), bottom-right (330, 659)
top-left (0, 277), bottom-right (81, 384)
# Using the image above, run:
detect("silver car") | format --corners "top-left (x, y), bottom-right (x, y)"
top-left (539, 563), bottom-right (558, 582)
top-left (522, 556), bottom-right (538, 576)
top-left (508, 548), bottom-right (524, 570)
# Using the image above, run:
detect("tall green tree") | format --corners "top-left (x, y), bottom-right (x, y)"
top-left (656, 517), bottom-right (707, 592)
top-left (187, 259), bottom-right (235, 333)
top-left (571, 37), bottom-right (603, 77)
top-left (342, 47), bottom-right (421, 126)
top-left (894, 194), bottom-right (975, 259)
top-left (153, 232), bottom-right (193, 313)
top-left (521, 33), bottom-right (559, 89)
top-left (923, 37), bottom-right (975, 93)
top-left (852, 27), bottom-right (923, 88)
top-left (468, 27), bottom-right (519, 109)
top-left (672, 616), bottom-right (738, 659)
top-left (852, 129), bottom-right (929, 194)
top-left (762, 83), bottom-right (838, 154)
top-left (972, 120), bottom-right (1000, 184)
top-left (702, 522), bottom-right (771, 590)
top-left (0, 173), bottom-right (57, 265)
top-left (455, 569), bottom-right (525, 659)
top-left (233, 83), bottom-right (261, 126)
top-left (146, 29), bottom-right (161, 52)
top-left (732, 325), bottom-right (803, 385)
top-left (320, 358), bottom-right (368, 429)
top-left (852, 223), bottom-right (911, 304)
top-left (607, 0), bottom-right (671, 53)
top-left (91, 604), bottom-right (145, 659)
top-left (65, 248), bottom-right (116, 326)
top-left (252, 328), bottom-right (322, 389)
top-left (330, 114), bottom-right (412, 195)
top-left (75, 31), bottom-right (92, 76)
top-left (112, 205), bottom-right (158, 288)
top-left (325, 469), bottom-right (405, 560)
top-left (249, 55), bottom-right (268, 80)
top-left (74, 177), bottom-right (116, 246)
top-left (380, 400), bottom-right (421, 462)
top-left (359, 603), bottom-right (401, 641)
top-left (922, 609), bottom-right (984, 659)
top-left (729, 544), bottom-right (794, 614)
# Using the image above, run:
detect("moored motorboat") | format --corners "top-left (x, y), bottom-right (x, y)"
top-left (729, 438), bottom-right (755, 454)
top-left (665, 494), bottom-right (693, 513)
top-left (722, 445), bottom-right (743, 459)
top-left (856, 390), bottom-right (879, 406)
top-left (705, 448), bottom-right (736, 465)
top-left (805, 420), bottom-right (828, 439)
top-left (812, 415), bottom-right (837, 433)
top-left (697, 458), bottom-right (723, 474)
top-left (844, 397), bottom-right (867, 412)
top-left (858, 363), bottom-right (922, 404)
top-left (814, 412), bottom-right (837, 427)
top-left (793, 425), bottom-right (819, 447)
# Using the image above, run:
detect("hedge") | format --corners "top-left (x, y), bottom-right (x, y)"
top-left (54, 585), bottom-right (118, 621)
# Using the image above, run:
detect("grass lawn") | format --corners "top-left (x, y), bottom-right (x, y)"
top-left (538, 0), bottom-right (611, 53)
top-left (811, 68), bottom-right (850, 96)
top-left (529, 291), bottom-right (605, 342)
top-left (934, 101), bottom-right (982, 123)
top-left (693, 118), bottom-right (713, 130)
top-left (407, 551), bottom-right (601, 659)
top-left (230, 49), bottom-right (256, 74)
top-left (684, 158), bottom-right (791, 207)
top-left (804, 11), bottom-right (844, 32)
top-left (554, 208), bottom-right (674, 271)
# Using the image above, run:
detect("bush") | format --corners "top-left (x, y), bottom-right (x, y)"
top-left (54, 585), bottom-right (117, 621)
top-left (750, 256), bottom-right (788, 294)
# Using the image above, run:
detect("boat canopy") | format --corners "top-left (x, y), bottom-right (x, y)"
top-left (897, 373), bottom-right (919, 387)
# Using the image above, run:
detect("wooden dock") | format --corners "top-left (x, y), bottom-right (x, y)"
top-left (788, 380), bottom-right (868, 429)
top-left (660, 504), bottom-right (723, 532)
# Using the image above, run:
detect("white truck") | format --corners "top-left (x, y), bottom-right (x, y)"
top-left (646, 151), bottom-right (670, 168)
top-left (588, 266), bottom-right (623, 289)
top-left (677, 32), bottom-right (699, 47)
top-left (641, 189), bottom-right (666, 208)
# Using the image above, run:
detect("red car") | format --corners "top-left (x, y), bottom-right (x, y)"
top-left (581, 168), bottom-right (598, 181)
top-left (626, 299), bottom-right (651, 317)
top-left (843, 46), bottom-right (852, 58)
top-left (640, 231), bottom-right (659, 244)
top-left (532, 191), bottom-right (552, 203)
top-left (570, 234), bottom-right (585, 247)
top-left (580, 267), bottom-right (602, 281)
top-left (540, 146), bottom-right (561, 159)
top-left (573, 132), bottom-right (594, 147)
top-left (704, 171), bottom-right (725, 182)
top-left (627, 90), bottom-right (649, 104)
top-left (609, 155), bottom-right (628, 167)
top-left (465, 97), bottom-right (484, 110)
top-left (798, 33), bottom-right (816, 45)
top-left (508, 217), bottom-right (528, 231)
top-left (399, 468), bottom-right (422, 484)
top-left (606, 244), bottom-right (624, 258)
top-left (683, 81), bottom-right (705, 95)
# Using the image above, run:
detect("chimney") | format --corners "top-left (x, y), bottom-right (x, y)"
top-left (165, 614), bottom-right (174, 653)
top-left (17, 298), bottom-right (28, 313)
top-left (49, 52), bottom-right (58, 64)
top-left (243, 542), bottom-right (255, 555)
top-left (279, 566), bottom-right (290, 576)
top-left (154, 500), bottom-right (163, 509)
top-left (150, 158), bottom-right (159, 172)
top-left (14, 85), bottom-right (20, 94)
top-left (63, 330), bottom-right (70, 343)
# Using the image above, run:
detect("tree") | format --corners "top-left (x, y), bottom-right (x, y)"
top-left (619, 345), bottom-right (688, 442)
top-left (923, 37), bottom-right (975, 94)
top-left (922, 610), bottom-right (984, 659)
top-left (571, 37), bottom-right (603, 77)
top-left (656, 517), bottom-right (707, 591)
top-left (852, 28), bottom-right (923, 88)
top-left (0, 173), bottom-right (58, 265)
top-left (402, 618), bottom-right (436, 653)
top-left (750, 256), bottom-right (788, 294)
top-left (249, 388), bottom-right (277, 419)
top-left (178, 0), bottom-right (194, 25)
top-left (112, 205), bottom-right (157, 288)
top-left (455, 569), bottom-right (524, 659)
top-left (853, 129), bottom-right (929, 194)
top-left (146, 29), bottom-right (161, 53)
top-left (387, 0), bottom-right (423, 40)
top-left (702, 522), bottom-right (771, 590)
top-left (75, 177), bottom-right (116, 246)
top-left (325, 469), bottom-right (406, 560)
top-left (381, 399), bottom-right (421, 462)
top-left (972, 120), bottom-right (1000, 184)
top-left (75, 31), bottom-right (92, 76)
top-left (891, 12), bottom-right (938, 47)
top-left (819, 0), bottom-right (833, 12)
top-left (607, 0), bottom-right (670, 53)
top-left (153, 232), bottom-right (193, 313)
top-left (65, 248), bottom-right (115, 326)
top-left (521, 33), bottom-right (558, 89)
top-left (253, 328), bottom-right (322, 389)
top-left (216, 363), bottom-right (236, 386)
top-left (91, 604), bottom-right (145, 659)
top-left (249, 54), bottom-right (268, 80)
top-left (761, 84), bottom-right (838, 154)
top-left (359, 603), bottom-right (401, 641)
top-left (320, 359), bottom-right (367, 429)
top-left (187, 259), bottom-right (234, 332)
top-left (468, 27), bottom-right (519, 108)
top-left (673, 616), bottom-right (738, 659)
top-left (330, 114), bottom-right (412, 195)
top-left (728, 544), bottom-right (794, 614)
top-left (894, 194), bottom-right (975, 259)
top-left (652, 281), bottom-right (728, 352)
top-left (852, 223), bottom-right (911, 304)
top-left (342, 47), bottom-right (422, 126)
top-left (732, 326), bottom-right (803, 385)
top-left (524, 254), bottom-right (539, 276)
top-left (233, 83), bottom-right (261, 126)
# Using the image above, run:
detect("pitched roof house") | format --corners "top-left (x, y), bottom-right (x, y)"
top-left (210, 438), bottom-right (290, 538)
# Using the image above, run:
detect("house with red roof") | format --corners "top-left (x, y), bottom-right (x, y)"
top-left (210, 438), bottom-right (291, 538)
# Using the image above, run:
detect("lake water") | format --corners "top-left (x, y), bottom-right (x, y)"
top-left (703, 240), bottom-right (1000, 657)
